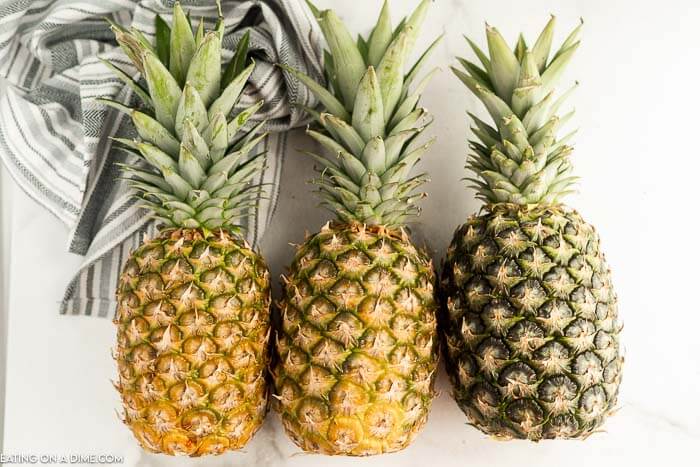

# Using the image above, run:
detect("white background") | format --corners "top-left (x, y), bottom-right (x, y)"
top-left (1, 0), bottom-right (698, 466)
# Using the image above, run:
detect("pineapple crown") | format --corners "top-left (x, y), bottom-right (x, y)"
top-left (101, 1), bottom-right (268, 233)
top-left (283, 0), bottom-right (442, 228)
top-left (453, 17), bottom-right (582, 205)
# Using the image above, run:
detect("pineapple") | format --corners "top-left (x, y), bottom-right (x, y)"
top-left (106, 2), bottom-right (271, 456)
top-left (272, 0), bottom-right (441, 456)
top-left (441, 18), bottom-right (622, 440)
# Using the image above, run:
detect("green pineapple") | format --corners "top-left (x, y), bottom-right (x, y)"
top-left (441, 18), bottom-right (622, 440)
top-left (271, 0), bottom-right (442, 455)
top-left (105, 2), bottom-right (271, 456)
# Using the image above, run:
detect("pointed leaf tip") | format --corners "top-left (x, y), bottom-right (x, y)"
top-left (186, 31), bottom-right (222, 108)
top-left (353, 66), bottom-right (385, 142)
top-left (169, 2), bottom-right (196, 86)
top-left (367, 0), bottom-right (393, 67)
top-left (318, 9), bottom-right (366, 110)
top-left (143, 50), bottom-right (182, 133)
top-left (486, 23), bottom-right (520, 102)
top-left (532, 15), bottom-right (556, 72)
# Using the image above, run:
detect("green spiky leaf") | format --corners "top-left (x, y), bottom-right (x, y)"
top-left (222, 30), bottom-right (251, 87)
top-left (175, 82), bottom-right (208, 139)
top-left (169, 2), bottom-right (196, 86)
top-left (186, 32), bottom-right (222, 107)
top-left (209, 61), bottom-right (255, 120)
top-left (368, 0), bottom-right (392, 67)
top-left (155, 15), bottom-right (171, 68)
top-left (143, 50), bottom-right (182, 133)
top-left (352, 67), bottom-right (385, 141)
top-left (456, 20), bottom-right (582, 205)
top-left (318, 9), bottom-right (366, 110)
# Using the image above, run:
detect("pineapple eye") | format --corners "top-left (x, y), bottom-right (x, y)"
top-left (506, 399), bottom-right (545, 434)
top-left (544, 414), bottom-right (580, 439)
top-left (136, 273), bottom-right (165, 297)
top-left (579, 385), bottom-right (608, 420)
top-left (336, 250), bottom-right (371, 272)
top-left (118, 292), bottom-right (141, 315)
top-left (538, 375), bottom-right (578, 404)
top-left (498, 362), bottom-right (537, 396)
top-left (161, 258), bottom-right (194, 276)
top-left (305, 297), bottom-right (337, 326)
top-left (296, 398), bottom-right (330, 426)
top-left (309, 259), bottom-right (338, 283)
top-left (469, 382), bottom-right (500, 411)
top-left (137, 245), bottom-right (165, 269)
top-left (224, 250), bottom-right (246, 268)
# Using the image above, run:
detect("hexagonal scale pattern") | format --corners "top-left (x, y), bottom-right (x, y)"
top-left (441, 204), bottom-right (622, 440)
top-left (115, 229), bottom-right (271, 456)
top-left (274, 223), bottom-right (439, 455)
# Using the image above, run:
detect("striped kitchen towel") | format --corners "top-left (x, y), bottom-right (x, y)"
top-left (0, 0), bottom-right (324, 317)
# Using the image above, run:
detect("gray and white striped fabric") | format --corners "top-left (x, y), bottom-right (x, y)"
top-left (0, 0), bottom-right (324, 317)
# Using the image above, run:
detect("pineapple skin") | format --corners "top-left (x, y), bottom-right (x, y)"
top-left (273, 223), bottom-right (439, 456)
top-left (115, 228), bottom-right (271, 456)
top-left (440, 204), bottom-right (622, 440)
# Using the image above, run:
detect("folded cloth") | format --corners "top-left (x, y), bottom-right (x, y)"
top-left (0, 0), bottom-right (323, 317)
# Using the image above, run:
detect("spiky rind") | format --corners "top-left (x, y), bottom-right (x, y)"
top-left (440, 204), bottom-right (622, 440)
top-left (115, 228), bottom-right (271, 455)
top-left (110, 2), bottom-right (272, 457)
top-left (273, 223), bottom-right (439, 455)
top-left (453, 18), bottom-right (582, 205)
top-left (107, 2), bottom-right (267, 232)
top-left (286, 0), bottom-right (441, 227)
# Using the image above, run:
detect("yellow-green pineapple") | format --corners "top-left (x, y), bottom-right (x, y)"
top-left (107, 2), bottom-right (271, 456)
top-left (441, 18), bottom-right (622, 440)
top-left (272, 0), bottom-right (441, 456)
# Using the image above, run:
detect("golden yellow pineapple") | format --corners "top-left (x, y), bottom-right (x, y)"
top-left (116, 229), bottom-right (270, 455)
top-left (106, 2), bottom-right (271, 456)
top-left (272, 0), bottom-right (442, 455)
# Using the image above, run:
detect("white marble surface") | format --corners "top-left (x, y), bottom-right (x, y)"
top-left (2, 0), bottom-right (699, 466)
